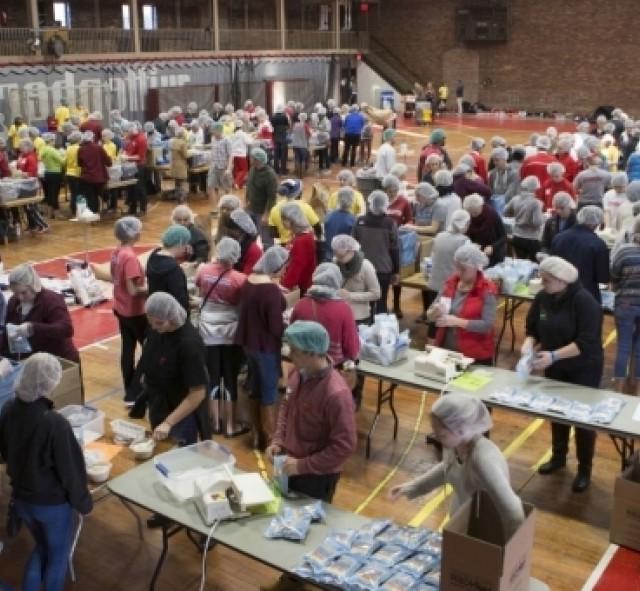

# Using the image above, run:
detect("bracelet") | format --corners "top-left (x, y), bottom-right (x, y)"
top-left (550, 350), bottom-right (557, 364)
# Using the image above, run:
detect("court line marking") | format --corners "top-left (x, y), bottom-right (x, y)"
top-left (408, 417), bottom-right (545, 527)
top-left (354, 393), bottom-right (427, 515)
top-left (603, 329), bottom-right (617, 349)
top-left (254, 449), bottom-right (269, 481)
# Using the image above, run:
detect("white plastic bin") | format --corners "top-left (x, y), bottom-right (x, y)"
top-left (58, 405), bottom-right (105, 444)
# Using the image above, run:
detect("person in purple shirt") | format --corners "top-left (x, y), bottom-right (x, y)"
top-left (329, 108), bottom-right (343, 164)
top-left (453, 162), bottom-right (492, 201)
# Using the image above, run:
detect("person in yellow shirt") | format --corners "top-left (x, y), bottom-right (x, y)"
top-left (71, 104), bottom-right (88, 123)
top-left (54, 100), bottom-right (70, 131)
top-left (327, 169), bottom-right (367, 216)
top-left (268, 179), bottom-right (321, 245)
top-left (64, 130), bottom-right (82, 214)
top-left (600, 134), bottom-right (620, 172)
top-left (29, 127), bottom-right (45, 156)
top-left (437, 83), bottom-right (449, 113)
top-left (221, 115), bottom-right (235, 138)
top-left (101, 129), bottom-right (118, 160)
top-left (8, 117), bottom-right (28, 155)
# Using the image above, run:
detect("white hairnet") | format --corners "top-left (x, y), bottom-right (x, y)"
top-left (15, 352), bottom-right (62, 402)
top-left (368, 190), bottom-right (389, 215)
top-left (68, 130), bottom-right (82, 144)
top-left (9, 264), bottom-right (42, 293)
top-left (520, 175), bottom-right (541, 192)
top-left (390, 163), bottom-right (408, 179)
top-left (253, 245), bottom-right (289, 274)
top-left (448, 209), bottom-right (471, 233)
top-left (337, 187), bottom-right (355, 210)
top-left (577, 205), bottom-right (604, 227)
top-left (219, 194), bottom-right (241, 211)
top-left (453, 163), bottom-right (471, 176)
top-left (463, 193), bottom-right (485, 213)
top-left (114, 216), bottom-right (142, 242)
top-left (215, 237), bottom-right (241, 265)
top-left (434, 169), bottom-right (453, 187)
top-left (280, 202), bottom-right (310, 230)
top-left (81, 131), bottom-right (94, 143)
top-left (381, 174), bottom-right (401, 193)
top-left (557, 137), bottom-right (574, 153)
top-left (490, 135), bottom-right (507, 148)
top-left (331, 234), bottom-right (360, 253)
top-left (171, 204), bottom-right (194, 224)
top-left (491, 147), bottom-right (508, 161)
top-left (611, 172), bottom-right (628, 188)
top-left (145, 292), bottom-right (187, 326)
top-left (627, 181), bottom-right (640, 203)
top-left (311, 263), bottom-right (342, 292)
top-left (552, 192), bottom-right (575, 209)
top-left (547, 162), bottom-right (565, 176)
top-left (454, 243), bottom-right (488, 269)
top-left (337, 169), bottom-right (356, 186)
top-left (470, 137), bottom-right (485, 151)
top-left (229, 209), bottom-right (257, 236)
top-left (143, 121), bottom-right (155, 133)
top-left (425, 153), bottom-right (442, 165)
top-left (539, 256), bottom-right (578, 283)
top-left (432, 394), bottom-right (493, 440)
top-left (415, 182), bottom-right (438, 201)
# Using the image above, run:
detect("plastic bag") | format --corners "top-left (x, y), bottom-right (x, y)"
top-left (305, 538), bottom-right (344, 571)
top-left (331, 529), bottom-right (358, 550)
top-left (529, 393), bottom-right (555, 411)
top-left (397, 552), bottom-right (439, 578)
top-left (548, 397), bottom-right (572, 415)
top-left (393, 526), bottom-right (432, 550)
top-left (290, 501), bottom-right (325, 523)
top-left (488, 389), bottom-right (514, 403)
top-left (380, 571), bottom-right (420, 591)
top-left (264, 507), bottom-right (312, 541)
top-left (423, 567), bottom-right (441, 587)
top-left (345, 562), bottom-right (393, 590)
top-left (375, 524), bottom-right (402, 545)
top-left (356, 519), bottom-right (392, 541)
top-left (419, 535), bottom-right (442, 557)
top-left (566, 401), bottom-right (593, 422)
top-left (316, 555), bottom-right (362, 585)
top-left (349, 538), bottom-right (382, 559)
top-left (68, 265), bottom-right (106, 307)
top-left (516, 350), bottom-right (533, 380)
top-left (273, 454), bottom-right (288, 495)
top-left (511, 389), bottom-right (535, 406)
top-left (6, 324), bottom-right (32, 355)
top-left (371, 544), bottom-right (413, 567)
top-left (590, 397), bottom-right (624, 424)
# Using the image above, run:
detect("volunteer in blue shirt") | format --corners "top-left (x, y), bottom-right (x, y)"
top-left (341, 104), bottom-right (366, 167)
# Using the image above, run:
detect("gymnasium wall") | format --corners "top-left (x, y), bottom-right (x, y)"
top-left (370, 0), bottom-right (639, 115)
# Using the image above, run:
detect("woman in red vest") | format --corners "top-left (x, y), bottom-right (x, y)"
top-left (427, 243), bottom-right (497, 365)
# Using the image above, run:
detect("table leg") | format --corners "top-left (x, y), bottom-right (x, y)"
top-left (495, 296), bottom-right (510, 362)
top-left (118, 496), bottom-right (144, 541)
top-left (150, 523), bottom-right (182, 591)
top-left (610, 436), bottom-right (636, 471)
top-left (389, 386), bottom-right (399, 441)
top-left (366, 380), bottom-right (398, 459)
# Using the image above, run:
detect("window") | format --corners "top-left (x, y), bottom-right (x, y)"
top-left (142, 4), bottom-right (158, 30)
top-left (121, 4), bottom-right (131, 30)
top-left (53, 2), bottom-right (70, 28)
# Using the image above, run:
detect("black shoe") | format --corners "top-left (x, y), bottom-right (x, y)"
top-left (128, 397), bottom-right (147, 419)
top-left (572, 469), bottom-right (591, 493)
top-left (538, 456), bottom-right (566, 475)
top-left (393, 307), bottom-right (403, 319)
top-left (146, 513), bottom-right (172, 529)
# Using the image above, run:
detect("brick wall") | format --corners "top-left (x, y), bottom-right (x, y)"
top-left (370, 0), bottom-right (640, 115)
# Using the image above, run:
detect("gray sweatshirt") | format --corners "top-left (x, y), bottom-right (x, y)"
top-left (504, 192), bottom-right (545, 240)
top-left (488, 166), bottom-right (520, 201)
top-left (573, 167), bottom-right (612, 206)
top-left (427, 232), bottom-right (469, 292)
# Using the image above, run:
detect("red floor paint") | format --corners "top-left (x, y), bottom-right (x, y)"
top-left (594, 546), bottom-right (640, 590)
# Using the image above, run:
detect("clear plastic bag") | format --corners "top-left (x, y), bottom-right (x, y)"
top-left (345, 562), bottom-right (393, 590)
top-left (590, 397), bottom-right (624, 424)
top-left (296, 500), bottom-right (326, 522)
top-left (488, 389), bottom-right (514, 403)
top-left (316, 555), bottom-right (362, 585)
top-left (566, 401), bottom-right (593, 422)
top-left (371, 544), bottom-right (413, 567)
top-left (349, 538), bottom-right (382, 559)
top-left (264, 507), bottom-right (312, 541)
top-left (357, 519), bottom-right (392, 541)
top-left (393, 526), bottom-right (432, 550)
top-left (397, 552), bottom-right (439, 578)
top-left (380, 571), bottom-right (420, 591)
top-left (423, 567), bottom-right (441, 587)
top-left (548, 397), bottom-right (573, 415)
top-left (375, 524), bottom-right (402, 545)
top-left (419, 535), bottom-right (442, 557)
top-left (305, 538), bottom-right (344, 571)
top-left (511, 389), bottom-right (535, 406)
top-left (529, 393), bottom-right (556, 411)
top-left (331, 528), bottom-right (358, 549)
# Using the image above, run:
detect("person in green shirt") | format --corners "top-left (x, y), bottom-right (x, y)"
top-left (40, 133), bottom-right (65, 218)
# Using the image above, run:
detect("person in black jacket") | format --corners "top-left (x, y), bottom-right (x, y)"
top-left (171, 204), bottom-right (210, 263)
top-left (522, 256), bottom-right (603, 492)
top-left (0, 353), bottom-right (92, 590)
top-left (551, 205), bottom-right (609, 303)
top-left (270, 104), bottom-right (290, 175)
top-left (146, 224), bottom-right (190, 313)
top-left (540, 191), bottom-right (577, 253)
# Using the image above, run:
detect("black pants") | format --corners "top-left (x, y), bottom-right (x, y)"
top-left (318, 147), bottom-right (330, 170)
top-left (127, 164), bottom-right (148, 215)
top-left (341, 134), bottom-right (360, 167)
top-left (545, 362), bottom-right (602, 469)
top-left (330, 138), bottom-right (340, 163)
top-left (421, 288), bottom-right (438, 338)
top-left (512, 236), bottom-right (540, 262)
top-left (289, 473), bottom-right (340, 503)
top-left (375, 272), bottom-right (391, 315)
top-left (67, 176), bottom-right (81, 214)
top-left (43, 172), bottom-right (63, 210)
top-left (205, 344), bottom-right (244, 401)
top-left (81, 180), bottom-right (103, 213)
top-left (115, 312), bottom-right (148, 395)
top-left (274, 141), bottom-right (288, 174)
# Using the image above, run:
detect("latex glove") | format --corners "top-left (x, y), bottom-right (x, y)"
top-left (532, 351), bottom-right (554, 371)
top-left (338, 289), bottom-right (351, 300)
top-left (153, 421), bottom-right (172, 441)
top-left (15, 323), bottom-right (32, 338)
top-left (435, 314), bottom-right (462, 328)
top-left (265, 444), bottom-right (282, 463)
top-left (282, 457), bottom-right (300, 476)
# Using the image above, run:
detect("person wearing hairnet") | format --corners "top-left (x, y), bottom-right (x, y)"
top-left (323, 188), bottom-right (356, 261)
top-left (600, 133), bottom-right (619, 173)
top-left (390, 394), bottom-right (524, 539)
top-left (421, 153), bottom-right (443, 187)
top-left (39, 132), bottom-right (65, 219)
top-left (223, 208), bottom-right (263, 275)
top-left (195, 237), bottom-right (249, 438)
top-left (109, 217), bottom-right (148, 404)
top-left (78, 130), bottom-right (112, 213)
top-left (427, 244), bottom-right (496, 363)
top-left (268, 179), bottom-right (321, 245)
top-left (452, 162), bottom-right (492, 201)
top-left (16, 139), bottom-right (48, 232)
top-left (169, 126), bottom-right (189, 202)
top-left (468, 137), bottom-right (489, 184)
top-left (290, 113), bottom-right (310, 178)
top-left (520, 135), bottom-right (556, 187)
top-left (539, 161), bottom-right (575, 210)
top-left (417, 129), bottom-right (452, 182)
top-left (279, 202), bottom-right (317, 295)
top-left (230, 119), bottom-right (252, 189)
top-left (523, 256), bottom-right (603, 492)
top-left (266, 320), bottom-right (357, 501)
top-left (555, 136), bottom-right (579, 182)
top-left (270, 104), bottom-right (290, 175)
top-left (353, 190), bottom-right (400, 314)
top-left (0, 353), bottom-right (93, 591)
top-left (375, 128), bottom-right (397, 178)
top-left (245, 147), bottom-right (279, 246)
top-left (463, 193), bottom-right (506, 267)
top-left (504, 176), bottom-right (545, 261)
top-left (171, 204), bottom-right (210, 263)
top-left (341, 104), bottom-right (366, 167)
top-left (327, 169), bottom-right (367, 216)
top-left (616, 180), bottom-right (640, 234)
top-left (430, 169), bottom-right (462, 234)
top-left (122, 121), bottom-right (149, 216)
top-left (382, 174), bottom-right (413, 227)
top-left (137, 292), bottom-right (210, 445)
top-left (540, 192), bottom-right (576, 253)
top-left (551, 205), bottom-right (609, 302)
top-left (488, 146), bottom-right (519, 215)
top-left (214, 193), bottom-right (241, 243)
top-left (235, 246), bottom-right (288, 449)
top-left (602, 171), bottom-right (629, 230)
top-left (573, 154), bottom-right (612, 208)
top-left (2, 264), bottom-right (78, 363)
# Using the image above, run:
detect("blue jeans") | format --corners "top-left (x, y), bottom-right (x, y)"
top-left (14, 501), bottom-right (74, 591)
top-left (614, 302), bottom-right (640, 378)
top-left (490, 194), bottom-right (506, 216)
top-left (246, 350), bottom-right (280, 406)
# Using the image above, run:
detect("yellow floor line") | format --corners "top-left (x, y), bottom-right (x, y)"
top-left (603, 329), bottom-right (617, 348)
top-left (354, 394), bottom-right (427, 515)
top-left (530, 429), bottom-right (574, 471)
top-left (408, 418), bottom-right (545, 527)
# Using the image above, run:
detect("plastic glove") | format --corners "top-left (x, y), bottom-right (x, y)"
top-left (15, 323), bottom-right (32, 338)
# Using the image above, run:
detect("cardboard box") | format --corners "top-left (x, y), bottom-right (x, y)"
top-left (441, 491), bottom-right (535, 591)
top-left (52, 357), bottom-right (83, 409)
top-left (611, 455), bottom-right (640, 551)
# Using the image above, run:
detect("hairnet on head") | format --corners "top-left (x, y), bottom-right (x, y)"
top-left (337, 169), bottom-right (356, 186)
top-left (28, 127), bottom-right (40, 137)
top-left (453, 163), bottom-right (471, 176)
top-left (42, 132), bottom-right (56, 143)
top-left (432, 394), bottom-right (493, 441)
top-left (426, 153), bottom-right (442, 165)
top-left (552, 191), bottom-right (575, 209)
top-left (9, 264), bottom-right (42, 293)
top-left (557, 137), bottom-right (574, 153)
top-left (520, 175), bottom-right (541, 192)
top-left (390, 163), bottom-right (408, 179)
top-left (470, 137), bottom-right (485, 151)
top-left (577, 205), bottom-right (604, 227)
top-left (253, 245), bottom-right (289, 274)
top-left (415, 182), bottom-right (438, 201)
top-left (547, 162), bottom-right (565, 176)
top-left (459, 154), bottom-right (476, 169)
top-left (627, 181), bottom-right (640, 203)
top-left (15, 353), bottom-right (62, 403)
top-left (114, 216), bottom-right (142, 242)
top-left (337, 187), bottom-right (355, 210)
top-left (143, 121), bottom-right (155, 133)
top-left (81, 131), bottom-right (94, 143)
top-left (546, 126), bottom-right (558, 139)
top-left (536, 135), bottom-right (551, 150)
top-left (539, 256), bottom-right (578, 283)
top-left (430, 129), bottom-right (446, 144)
top-left (229, 209), bottom-right (257, 236)
top-left (490, 135), bottom-right (507, 148)
top-left (382, 128), bottom-right (396, 142)
top-left (491, 147), bottom-right (508, 161)
top-left (331, 234), bottom-right (360, 253)
top-left (161, 224), bottom-right (191, 248)
top-left (19, 139), bottom-right (33, 151)
top-left (381, 174), bottom-right (401, 193)
top-left (454, 243), bottom-right (488, 269)
top-left (101, 129), bottom-right (114, 141)
top-left (285, 320), bottom-right (330, 355)
top-left (448, 209), bottom-right (471, 233)
top-left (219, 194), bottom-right (241, 211)
top-left (611, 172), bottom-right (628, 188)
top-left (310, 262), bottom-right (342, 292)
top-left (463, 193), bottom-right (485, 213)
top-left (368, 190), bottom-right (389, 215)
top-left (215, 237), bottom-right (241, 265)
top-left (278, 178), bottom-right (303, 199)
top-left (171, 204), bottom-right (195, 224)
top-left (250, 147), bottom-right (268, 164)
top-left (434, 169), bottom-right (453, 187)
top-left (281, 202), bottom-right (310, 230)
top-left (145, 292), bottom-right (187, 326)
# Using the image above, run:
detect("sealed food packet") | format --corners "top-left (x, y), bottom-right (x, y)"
top-left (590, 397), bottom-right (624, 424)
top-left (414, 583), bottom-right (439, 591)
top-left (331, 528), bottom-right (358, 549)
top-left (511, 389), bottom-right (535, 406)
top-left (349, 538), bottom-right (382, 559)
top-left (380, 571), bottom-right (420, 591)
top-left (393, 526), bottom-right (432, 550)
top-left (566, 401), bottom-right (593, 422)
top-left (548, 397), bottom-right (573, 415)
top-left (345, 562), bottom-right (393, 590)
top-left (375, 524), bottom-right (402, 544)
top-left (529, 393), bottom-right (555, 411)
top-left (305, 538), bottom-right (344, 571)
top-left (370, 543), bottom-right (413, 567)
top-left (488, 389), bottom-right (514, 403)
top-left (317, 555), bottom-right (362, 585)
top-left (423, 566), bottom-right (441, 587)
top-left (419, 536), bottom-right (442, 556)
top-left (397, 552), bottom-right (440, 578)
top-left (356, 519), bottom-right (392, 540)
top-left (290, 500), bottom-right (326, 522)
top-left (264, 508), bottom-right (312, 541)
top-left (291, 562), bottom-right (315, 580)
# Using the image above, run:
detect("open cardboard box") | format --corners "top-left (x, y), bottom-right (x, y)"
top-left (442, 491), bottom-right (535, 591)
top-left (611, 453), bottom-right (640, 551)
top-left (52, 356), bottom-right (83, 409)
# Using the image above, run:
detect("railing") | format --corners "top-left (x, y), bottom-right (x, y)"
top-left (219, 29), bottom-right (281, 51)
top-left (140, 29), bottom-right (213, 52)
top-left (368, 35), bottom-right (423, 88)
top-left (0, 28), bottom-right (37, 56)
top-left (340, 31), bottom-right (369, 51)
top-left (286, 30), bottom-right (334, 50)
top-left (63, 29), bottom-right (134, 54)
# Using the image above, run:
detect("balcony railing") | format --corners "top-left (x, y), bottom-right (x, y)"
top-left (64, 29), bottom-right (134, 54)
top-left (340, 31), bottom-right (369, 50)
top-left (140, 29), bottom-right (213, 52)
top-left (219, 29), bottom-right (281, 51)
top-left (0, 28), bottom-right (37, 56)
top-left (286, 30), bottom-right (335, 50)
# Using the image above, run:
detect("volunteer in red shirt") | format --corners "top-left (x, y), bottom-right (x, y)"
top-left (539, 162), bottom-right (575, 209)
top-left (556, 136), bottom-right (580, 183)
top-left (279, 202), bottom-right (317, 295)
top-left (520, 135), bottom-right (556, 187)
top-left (16, 139), bottom-right (38, 178)
top-left (0, 138), bottom-right (10, 178)
top-left (109, 217), bottom-right (148, 405)
top-left (266, 320), bottom-right (357, 503)
top-left (225, 209), bottom-right (263, 275)
top-left (123, 122), bottom-right (148, 216)
top-left (417, 128), bottom-right (453, 181)
top-left (469, 137), bottom-right (489, 184)
top-left (80, 111), bottom-right (103, 142)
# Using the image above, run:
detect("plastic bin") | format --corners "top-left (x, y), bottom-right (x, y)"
top-left (0, 182), bottom-right (19, 203)
top-left (0, 360), bottom-right (22, 411)
top-left (16, 177), bottom-right (39, 197)
top-left (58, 405), bottom-right (105, 444)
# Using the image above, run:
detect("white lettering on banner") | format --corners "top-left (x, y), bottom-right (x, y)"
top-left (24, 81), bottom-right (49, 120)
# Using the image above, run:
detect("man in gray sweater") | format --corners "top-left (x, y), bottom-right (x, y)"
top-left (504, 175), bottom-right (545, 261)
top-left (573, 154), bottom-right (612, 207)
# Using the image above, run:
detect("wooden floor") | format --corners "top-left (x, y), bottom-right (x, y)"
top-left (0, 116), bottom-right (622, 590)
